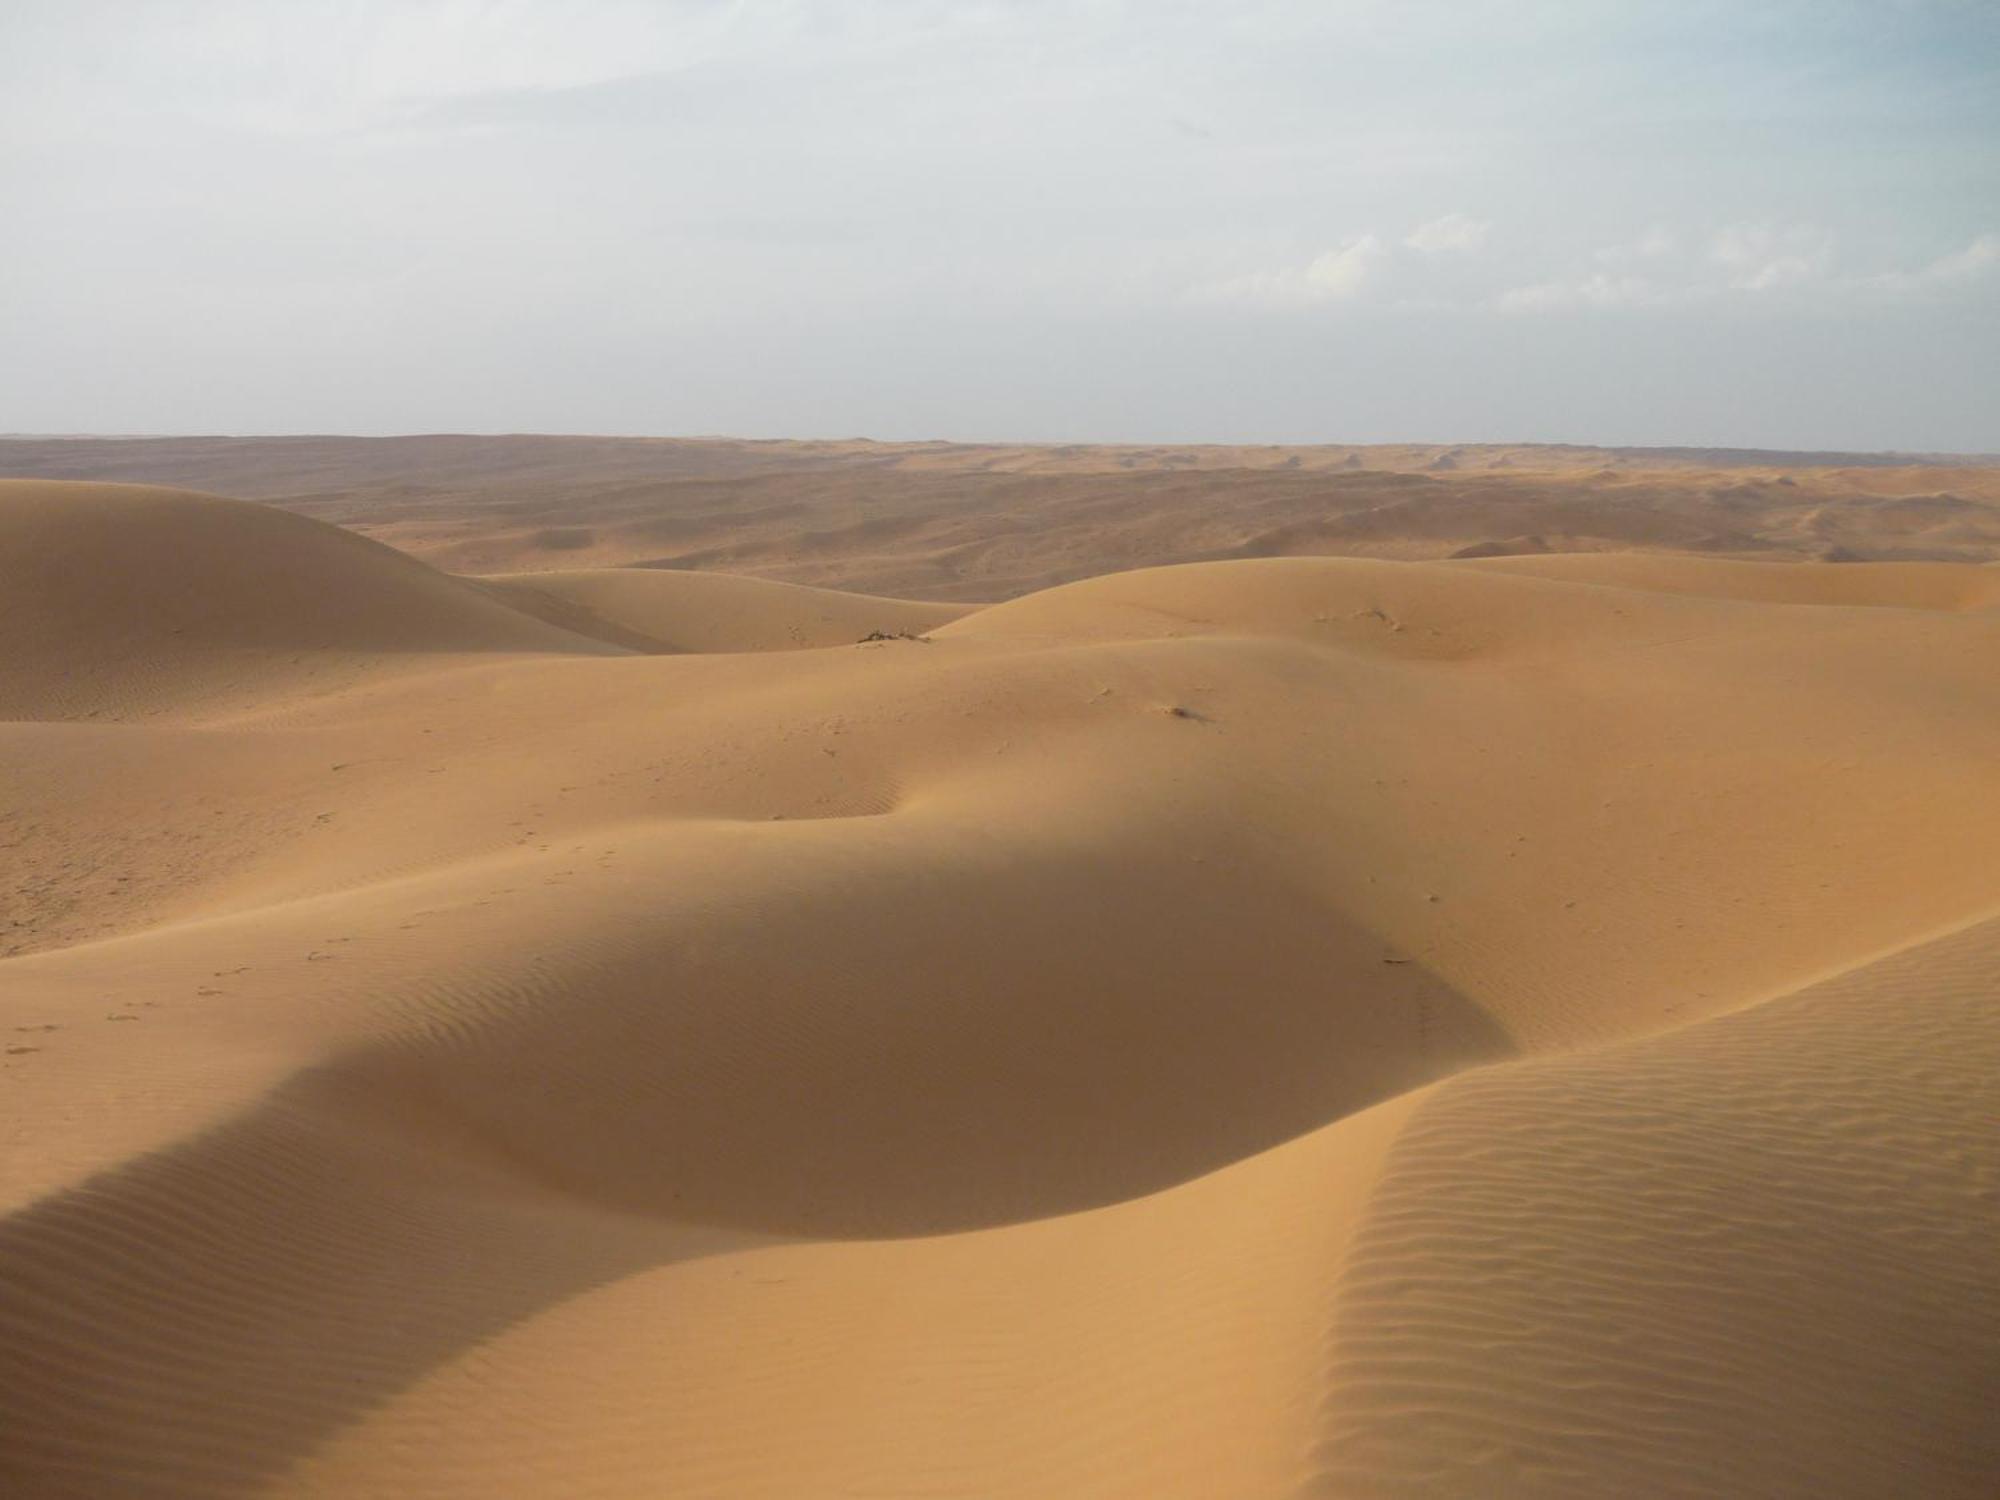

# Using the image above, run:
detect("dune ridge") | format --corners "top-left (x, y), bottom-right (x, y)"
top-left (2, 479), bottom-right (1996, 1498)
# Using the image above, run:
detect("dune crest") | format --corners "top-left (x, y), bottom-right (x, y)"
top-left (2, 479), bottom-right (1996, 1498)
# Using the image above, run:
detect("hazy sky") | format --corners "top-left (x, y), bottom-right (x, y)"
top-left (4, 1), bottom-right (1996, 448)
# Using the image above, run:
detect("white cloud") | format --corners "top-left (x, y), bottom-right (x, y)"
top-left (1404, 213), bottom-right (1488, 255)
top-left (1497, 272), bottom-right (1663, 314)
top-left (1707, 225), bottom-right (1836, 291)
top-left (1925, 233), bottom-right (2000, 280)
top-left (1868, 233), bottom-right (2000, 292)
top-left (1199, 234), bottom-right (1388, 306)
top-left (1219, 217), bottom-right (1998, 320)
top-left (1593, 227), bottom-right (1677, 264)
top-left (1497, 223), bottom-right (2000, 315)
top-left (1199, 217), bottom-right (1490, 308)
top-left (1303, 235), bottom-right (1387, 296)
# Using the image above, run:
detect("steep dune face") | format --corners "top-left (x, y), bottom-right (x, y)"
top-left (2, 483), bottom-right (1997, 1498)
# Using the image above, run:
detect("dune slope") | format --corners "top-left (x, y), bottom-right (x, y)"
top-left (1, 481), bottom-right (1996, 1498)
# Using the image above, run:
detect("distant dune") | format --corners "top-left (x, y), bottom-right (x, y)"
top-left (5, 434), bottom-right (2000, 600)
top-left (2, 475), bottom-right (1997, 1498)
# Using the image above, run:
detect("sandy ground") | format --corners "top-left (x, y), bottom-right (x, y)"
top-left (1, 471), bottom-right (1997, 1498)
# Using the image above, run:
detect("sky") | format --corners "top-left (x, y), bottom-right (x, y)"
top-left (3, 0), bottom-right (1996, 449)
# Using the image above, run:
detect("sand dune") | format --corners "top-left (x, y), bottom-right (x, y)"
top-left (0, 479), bottom-right (609, 720)
top-left (2, 477), bottom-right (1996, 1498)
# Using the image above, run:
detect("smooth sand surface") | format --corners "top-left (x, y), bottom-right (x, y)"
top-left (2, 475), bottom-right (1997, 1497)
